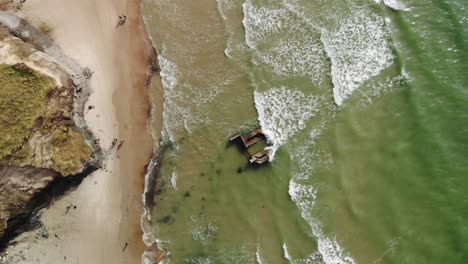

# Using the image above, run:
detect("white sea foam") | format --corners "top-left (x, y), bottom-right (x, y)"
top-left (284, 125), bottom-right (356, 264)
top-left (255, 245), bottom-right (264, 264)
top-left (215, 0), bottom-right (232, 21)
top-left (243, 2), bottom-right (328, 86)
top-left (256, 29), bottom-right (329, 86)
top-left (170, 171), bottom-right (177, 190)
top-left (158, 54), bottom-right (228, 139)
top-left (288, 180), bottom-right (317, 209)
top-left (186, 257), bottom-right (215, 264)
top-left (217, 0), bottom-right (251, 61)
top-left (317, 236), bottom-right (356, 264)
top-left (242, 2), bottom-right (290, 48)
top-left (159, 1), bottom-right (396, 263)
top-left (289, 177), bottom-right (356, 264)
top-left (217, 245), bottom-right (255, 263)
top-left (189, 215), bottom-right (218, 244)
top-left (158, 55), bottom-right (179, 92)
top-left (159, 55), bottom-right (215, 141)
top-left (282, 243), bottom-right (293, 263)
top-left (401, 65), bottom-right (410, 80)
top-left (321, 12), bottom-right (394, 106)
top-left (158, 55), bottom-right (181, 142)
top-left (283, 240), bottom-right (333, 264)
top-left (376, 0), bottom-right (410, 11)
top-left (355, 75), bottom-right (405, 109)
top-left (247, 3), bottom-right (373, 262)
top-left (141, 159), bottom-right (159, 264)
top-left (254, 87), bottom-right (321, 159)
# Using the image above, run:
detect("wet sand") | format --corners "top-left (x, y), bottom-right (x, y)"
top-left (2, 0), bottom-right (158, 263)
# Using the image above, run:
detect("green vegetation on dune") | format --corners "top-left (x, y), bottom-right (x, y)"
top-left (0, 64), bottom-right (55, 160)
top-left (0, 63), bottom-right (92, 176)
top-left (50, 128), bottom-right (91, 176)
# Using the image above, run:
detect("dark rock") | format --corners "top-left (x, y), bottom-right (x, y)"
top-left (158, 215), bottom-right (174, 224)
top-left (41, 229), bottom-right (48, 239)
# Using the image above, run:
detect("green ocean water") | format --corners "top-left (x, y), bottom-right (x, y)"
top-left (141, 0), bottom-right (468, 263)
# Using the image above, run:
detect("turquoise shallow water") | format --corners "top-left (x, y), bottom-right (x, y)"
top-left (142, 0), bottom-right (468, 263)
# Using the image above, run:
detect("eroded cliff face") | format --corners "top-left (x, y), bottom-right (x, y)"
top-left (0, 166), bottom-right (58, 236)
top-left (0, 14), bottom-right (101, 245)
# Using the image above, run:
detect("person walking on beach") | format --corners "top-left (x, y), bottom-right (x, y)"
top-left (116, 14), bottom-right (127, 27)
top-left (116, 14), bottom-right (127, 28)
top-left (116, 15), bottom-right (123, 27)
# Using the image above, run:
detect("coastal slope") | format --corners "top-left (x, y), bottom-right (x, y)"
top-left (1, 0), bottom-right (157, 263)
top-left (0, 11), bottom-right (102, 247)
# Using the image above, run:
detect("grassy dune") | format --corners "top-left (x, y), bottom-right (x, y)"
top-left (0, 64), bottom-right (91, 176)
top-left (0, 64), bottom-right (54, 160)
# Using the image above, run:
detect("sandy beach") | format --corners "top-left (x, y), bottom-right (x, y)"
top-left (2, 0), bottom-right (158, 263)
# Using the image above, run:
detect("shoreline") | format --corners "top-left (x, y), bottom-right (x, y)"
top-left (139, 4), bottom-right (167, 262)
top-left (1, 0), bottom-right (160, 263)
top-left (110, 1), bottom-right (158, 260)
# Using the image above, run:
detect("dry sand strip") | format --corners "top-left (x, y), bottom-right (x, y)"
top-left (1, 0), bottom-right (157, 263)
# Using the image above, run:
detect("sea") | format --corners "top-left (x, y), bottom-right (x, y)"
top-left (141, 0), bottom-right (468, 263)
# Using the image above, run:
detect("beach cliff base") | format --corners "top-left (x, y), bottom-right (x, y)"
top-left (0, 0), bottom-right (157, 263)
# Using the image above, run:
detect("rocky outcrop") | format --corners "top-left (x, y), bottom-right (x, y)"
top-left (0, 12), bottom-right (102, 247)
top-left (0, 166), bottom-right (58, 237)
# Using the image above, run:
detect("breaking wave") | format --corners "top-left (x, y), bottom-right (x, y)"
top-left (188, 215), bottom-right (218, 245)
top-left (243, 1), bottom-right (329, 87)
top-left (242, 2), bottom-right (290, 49)
top-left (170, 171), bottom-right (177, 190)
top-left (253, 87), bottom-right (356, 263)
top-left (185, 257), bottom-right (215, 264)
top-left (244, 1), bottom-right (399, 262)
top-left (321, 11), bottom-right (394, 106)
top-left (254, 87), bottom-right (322, 159)
top-left (255, 245), bottom-right (264, 264)
top-left (282, 243), bottom-right (293, 262)
top-left (158, 54), bottom-right (234, 139)
top-left (288, 135), bottom-right (356, 264)
top-left (376, 0), bottom-right (410, 11)
top-left (147, 0), bottom-right (404, 262)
